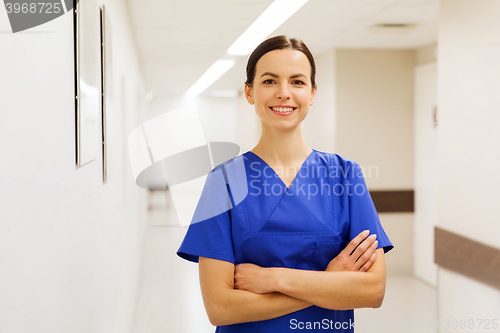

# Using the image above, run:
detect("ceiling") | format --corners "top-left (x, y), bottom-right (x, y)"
top-left (125, 0), bottom-right (439, 99)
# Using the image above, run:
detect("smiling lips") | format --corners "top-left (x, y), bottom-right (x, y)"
top-left (269, 105), bottom-right (297, 116)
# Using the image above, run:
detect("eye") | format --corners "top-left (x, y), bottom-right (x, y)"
top-left (293, 80), bottom-right (305, 85)
top-left (263, 79), bottom-right (275, 84)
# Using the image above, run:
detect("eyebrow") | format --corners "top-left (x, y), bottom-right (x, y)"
top-left (260, 72), bottom-right (307, 79)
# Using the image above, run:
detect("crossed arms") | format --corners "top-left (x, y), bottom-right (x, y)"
top-left (198, 230), bottom-right (386, 327)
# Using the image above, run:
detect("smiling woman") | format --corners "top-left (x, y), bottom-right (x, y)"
top-left (244, 38), bottom-right (317, 131)
top-left (177, 35), bottom-right (394, 333)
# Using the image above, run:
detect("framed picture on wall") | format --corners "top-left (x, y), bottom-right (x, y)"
top-left (100, 4), bottom-right (112, 183)
top-left (74, 0), bottom-right (101, 166)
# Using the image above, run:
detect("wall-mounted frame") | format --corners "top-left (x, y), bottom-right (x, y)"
top-left (74, 0), bottom-right (101, 166)
top-left (100, 5), bottom-right (112, 183)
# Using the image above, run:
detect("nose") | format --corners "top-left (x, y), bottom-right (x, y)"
top-left (276, 82), bottom-right (291, 100)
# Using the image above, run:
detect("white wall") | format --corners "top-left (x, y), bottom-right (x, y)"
top-left (302, 48), bottom-right (336, 153)
top-left (414, 62), bottom-right (438, 286)
top-left (0, 2), bottom-right (148, 333)
top-left (437, 0), bottom-right (500, 325)
top-left (335, 49), bottom-right (416, 275)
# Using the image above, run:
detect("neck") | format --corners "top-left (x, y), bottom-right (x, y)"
top-left (251, 121), bottom-right (312, 165)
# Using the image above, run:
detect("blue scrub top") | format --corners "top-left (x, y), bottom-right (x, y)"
top-left (177, 149), bottom-right (394, 332)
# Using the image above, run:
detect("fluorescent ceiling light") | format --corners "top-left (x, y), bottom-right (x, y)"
top-left (208, 90), bottom-right (239, 98)
top-left (186, 60), bottom-right (235, 98)
top-left (227, 0), bottom-right (309, 56)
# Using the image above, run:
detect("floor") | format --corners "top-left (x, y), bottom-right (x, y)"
top-left (355, 275), bottom-right (437, 333)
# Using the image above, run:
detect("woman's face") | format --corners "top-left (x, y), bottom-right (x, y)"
top-left (245, 49), bottom-right (317, 131)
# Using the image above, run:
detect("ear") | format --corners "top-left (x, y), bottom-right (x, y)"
top-left (244, 84), bottom-right (254, 105)
top-left (309, 86), bottom-right (318, 106)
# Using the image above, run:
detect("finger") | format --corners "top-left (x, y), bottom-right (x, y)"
top-left (354, 240), bottom-right (378, 271)
top-left (342, 230), bottom-right (370, 257)
top-left (351, 234), bottom-right (377, 262)
top-left (353, 236), bottom-right (377, 265)
top-left (355, 238), bottom-right (378, 263)
top-left (359, 251), bottom-right (376, 272)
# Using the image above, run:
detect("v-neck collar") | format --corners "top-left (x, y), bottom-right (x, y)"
top-left (246, 149), bottom-right (316, 190)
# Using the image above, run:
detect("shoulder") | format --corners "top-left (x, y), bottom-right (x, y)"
top-left (210, 153), bottom-right (246, 174)
top-left (207, 154), bottom-right (248, 205)
top-left (312, 149), bottom-right (360, 174)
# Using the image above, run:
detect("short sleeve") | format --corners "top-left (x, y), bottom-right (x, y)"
top-left (348, 163), bottom-right (394, 254)
top-left (176, 165), bottom-right (235, 264)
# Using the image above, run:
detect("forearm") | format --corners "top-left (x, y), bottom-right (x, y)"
top-left (271, 268), bottom-right (385, 310)
top-left (208, 288), bottom-right (312, 326)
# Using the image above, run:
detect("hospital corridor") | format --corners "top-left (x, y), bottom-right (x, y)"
top-left (1, 0), bottom-right (499, 332)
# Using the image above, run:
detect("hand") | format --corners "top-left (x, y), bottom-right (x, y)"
top-left (234, 263), bottom-right (275, 294)
top-left (325, 230), bottom-right (378, 272)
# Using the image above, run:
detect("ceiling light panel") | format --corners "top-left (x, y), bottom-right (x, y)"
top-left (227, 0), bottom-right (309, 56)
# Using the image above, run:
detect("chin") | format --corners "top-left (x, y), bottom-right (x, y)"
top-left (269, 122), bottom-right (301, 131)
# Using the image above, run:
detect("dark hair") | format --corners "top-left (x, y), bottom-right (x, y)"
top-left (245, 35), bottom-right (317, 89)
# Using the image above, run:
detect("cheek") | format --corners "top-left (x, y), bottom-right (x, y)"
top-left (298, 91), bottom-right (312, 102)
top-left (254, 90), bottom-right (270, 104)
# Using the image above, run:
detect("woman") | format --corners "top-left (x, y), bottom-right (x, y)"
top-left (177, 35), bottom-right (394, 332)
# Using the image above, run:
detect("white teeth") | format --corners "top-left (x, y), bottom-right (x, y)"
top-left (271, 107), bottom-right (295, 112)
